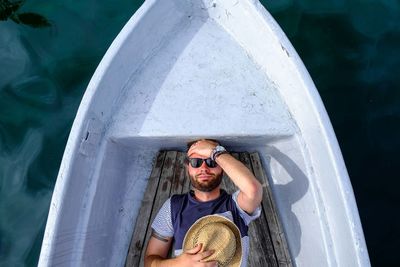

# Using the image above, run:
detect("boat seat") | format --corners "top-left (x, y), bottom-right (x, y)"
top-left (125, 151), bottom-right (292, 267)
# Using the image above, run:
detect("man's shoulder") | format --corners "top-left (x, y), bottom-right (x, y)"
top-left (169, 192), bottom-right (190, 208)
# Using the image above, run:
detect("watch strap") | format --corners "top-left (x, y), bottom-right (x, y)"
top-left (211, 145), bottom-right (228, 161)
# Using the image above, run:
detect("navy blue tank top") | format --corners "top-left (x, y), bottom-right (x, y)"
top-left (170, 189), bottom-right (249, 250)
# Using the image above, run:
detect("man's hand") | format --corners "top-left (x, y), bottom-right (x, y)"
top-left (188, 140), bottom-right (217, 158)
top-left (175, 243), bottom-right (217, 267)
top-left (145, 239), bottom-right (217, 267)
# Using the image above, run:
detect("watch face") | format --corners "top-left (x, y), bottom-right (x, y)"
top-left (216, 146), bottom-right (226, 152)
top-left (212, 146), bottom-right (227, 160)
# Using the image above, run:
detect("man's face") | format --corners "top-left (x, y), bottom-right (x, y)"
top-left (187, 152), bottom-right (223, 192)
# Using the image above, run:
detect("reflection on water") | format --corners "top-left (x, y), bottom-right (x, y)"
top-left (0, 0), bottom-right (51, 28)
top-left (0, 129), bottom-right (50, 266)
top-left (0, 0), bottom-right (398, 265)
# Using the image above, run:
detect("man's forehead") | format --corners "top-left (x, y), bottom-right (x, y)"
top-left (186, 140), bottom-right (202, 151)
top-left (187, 152), bottom-right (206, 158)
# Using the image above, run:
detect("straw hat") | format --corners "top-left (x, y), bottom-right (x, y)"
top-left (182, 215), bottom-right (242, 267)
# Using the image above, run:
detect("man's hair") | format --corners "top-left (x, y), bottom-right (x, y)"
top-left (186, 139), bottom-right (220, 150)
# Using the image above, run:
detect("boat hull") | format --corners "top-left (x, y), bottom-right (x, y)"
top-left (39, 1), bottom-right (370, 266)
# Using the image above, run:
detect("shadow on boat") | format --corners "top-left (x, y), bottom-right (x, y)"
top-left (263, 145), bottom-right (309, 258)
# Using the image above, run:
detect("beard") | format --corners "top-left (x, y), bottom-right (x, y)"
top-left (189, 172), bottom-right (223, 192)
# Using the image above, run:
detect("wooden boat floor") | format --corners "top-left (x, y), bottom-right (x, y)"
top-left (125, 151), bottom-right (292, 267)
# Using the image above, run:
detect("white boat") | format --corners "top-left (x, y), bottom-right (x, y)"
top-left (39, 0), bottom-right (370, 266)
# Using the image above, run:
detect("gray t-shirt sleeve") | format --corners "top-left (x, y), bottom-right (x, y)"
top-left (232, 190), bottom-right (261, 225)
top-left (151, 198), bottom-right (174, 237)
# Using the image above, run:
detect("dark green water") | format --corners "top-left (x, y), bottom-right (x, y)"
top-left (0, 0), bottom-right (398, 266)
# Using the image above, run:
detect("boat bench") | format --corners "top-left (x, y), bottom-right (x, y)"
top-left (125, 151), bottom-right (292, 267)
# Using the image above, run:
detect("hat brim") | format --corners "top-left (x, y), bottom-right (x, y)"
top-left (182, 214), bottom-right (242, 267)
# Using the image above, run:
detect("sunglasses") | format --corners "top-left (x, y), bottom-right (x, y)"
top-left (187, 158), bottom-right (218, 168)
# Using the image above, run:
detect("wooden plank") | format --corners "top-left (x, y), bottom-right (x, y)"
top-left (248, 208), bottom-right (279, 266)
top-left (250, 152), bottom-right (292, 267)
top-left (138, 151), bottom-right (177, 266)
top-left (125, 151), bottom-right (166, 267)
top-left (179, 152), bottom-right (191, 194)
top-left (166, 152), bottom-right (189, 259)
top-left (239, 153), bottom-right (278, 267)
top-left (170, 152), bottom-right (187, 196)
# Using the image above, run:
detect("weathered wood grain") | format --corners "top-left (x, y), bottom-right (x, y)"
top-left (125, 152), bottom-right (166, 267)
top-left (170, 152), bottom-right (187, 195)
top-left (239, 152), bottom-right (278, 267)
top-left (250, 152), bottom-right (292, 266)
top-left (138, 151), bottom-right (177, 266)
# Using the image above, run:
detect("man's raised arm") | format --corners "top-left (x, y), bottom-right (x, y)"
top-left (215, 153), bottom-right (263, 214)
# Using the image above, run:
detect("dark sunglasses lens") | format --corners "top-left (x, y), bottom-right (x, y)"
top-left (205, 159), bottom-right (217, 168)
top-left (189, 158), bottom-right (202, 168)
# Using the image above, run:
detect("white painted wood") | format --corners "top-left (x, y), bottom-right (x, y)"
top-left (38, 1), bottom-right (370, 266)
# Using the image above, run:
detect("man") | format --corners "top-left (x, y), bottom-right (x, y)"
top-left (144, 139), bottom-right (263, 267)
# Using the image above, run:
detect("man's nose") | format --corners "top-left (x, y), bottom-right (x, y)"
top-left (199, 160), bottom-right (209, 169)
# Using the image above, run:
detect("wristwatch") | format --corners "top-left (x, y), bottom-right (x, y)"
top-left (211, 145), bottom-right (228, 161)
